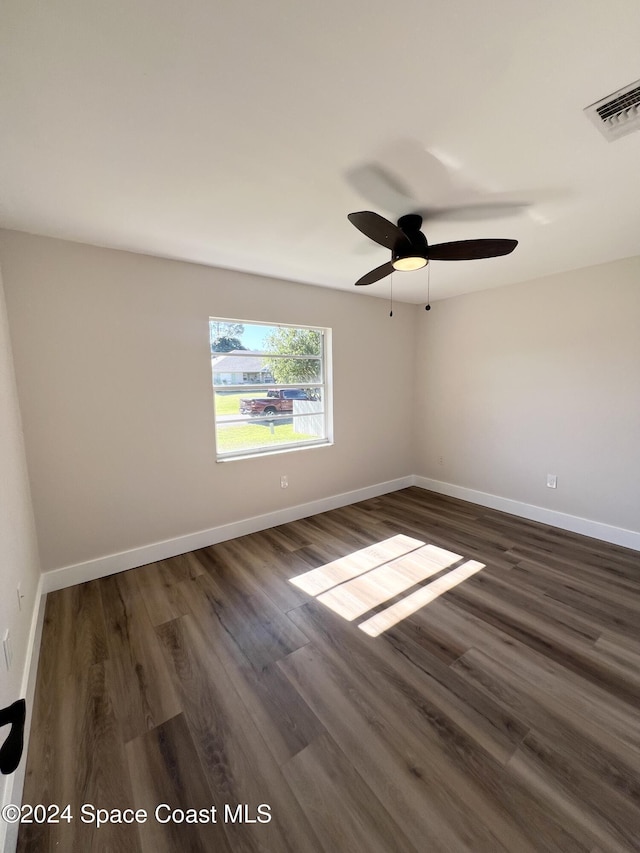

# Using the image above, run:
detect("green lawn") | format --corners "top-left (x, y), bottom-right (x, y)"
top-left (216, 420), bottom-right (316, 453)
top-left (214, 390), bottom-right (319, 453)
top-left (213, 391), bottom-right (248, 416)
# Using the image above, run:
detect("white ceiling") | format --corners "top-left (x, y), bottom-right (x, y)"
top-left (1, 0), bottom-right (639, 303)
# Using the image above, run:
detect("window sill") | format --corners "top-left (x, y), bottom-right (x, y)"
top-left (216, 439), bottom-right (334, 463)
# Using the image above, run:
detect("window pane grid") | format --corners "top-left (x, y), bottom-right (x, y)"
top-left (214, 383), bottom-right (323, 393)
top-left (227, 353), bottom-right (323, 360)
top-left (217, 411), bottom-right (326, 427)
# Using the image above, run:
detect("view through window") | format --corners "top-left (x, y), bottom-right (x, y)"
top-left (210, 318), bottom-right (332, 460)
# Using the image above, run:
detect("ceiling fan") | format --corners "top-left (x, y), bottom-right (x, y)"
top-left (348, 211), bottom-right (517, 286)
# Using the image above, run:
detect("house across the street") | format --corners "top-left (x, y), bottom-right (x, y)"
top-left (210, 350), bottom-right (274, 385)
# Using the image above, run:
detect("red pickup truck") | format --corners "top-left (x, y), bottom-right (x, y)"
top-left (240, 389), bottom-right (310, 416)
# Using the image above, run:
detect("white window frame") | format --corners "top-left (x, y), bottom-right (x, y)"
top-left (211, 318), bottom-right (333, 461)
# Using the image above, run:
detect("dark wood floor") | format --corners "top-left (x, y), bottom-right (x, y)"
top-left (18, 488), bottom-right (640, 852)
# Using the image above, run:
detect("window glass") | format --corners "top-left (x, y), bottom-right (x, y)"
top-left (210, 319), bottom-right (332, 460)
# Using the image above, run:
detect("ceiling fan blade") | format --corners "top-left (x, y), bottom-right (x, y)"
top-left (346, 164), bottom-right (414, 217)
top-left (372, 140), bottom-right (455, 204)
top-left (427, 238), bottom-right (517, 261)
top-left (417, 201), bottom-right (529, 223)
top-left (355, 261), bottom-right (395, 286)
top-left (348, 211), bottom-right (405, 250)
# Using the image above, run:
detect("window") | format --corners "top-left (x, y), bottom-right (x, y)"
top-left (210, 318), bottom-right (332, 461)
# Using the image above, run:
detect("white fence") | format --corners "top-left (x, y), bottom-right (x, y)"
top-left (293, 400), bottom-right (324, 436)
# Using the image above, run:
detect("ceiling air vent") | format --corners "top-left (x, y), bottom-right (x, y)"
top-left (584, 78), bottom-right (640, 141)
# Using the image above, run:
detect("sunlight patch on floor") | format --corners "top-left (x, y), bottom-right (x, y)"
top-left (316, 544), bottom-right (461, 621)
top-left (289, 535), bottom-right (484, 636)
top-left (358, 559), bottom-right (485, 637)
top-left (289, 534), bottom-right (425, 596)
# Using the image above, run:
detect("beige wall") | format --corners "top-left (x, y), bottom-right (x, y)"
top-left (413, 257), bottom-right (640, 533)
top-left (0, 266), bottom-right (40, 714)
top-left (1, 229), bottom-right (638, 579)
top-left (0, 231), bottom-right (416, 572)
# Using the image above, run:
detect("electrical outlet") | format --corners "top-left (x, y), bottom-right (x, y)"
top-left (280, 475), bottom-right (288, 489)
top-left (3, 630), bottom-right (12, 671)
top-left (546, 473), bottom-right (557, 489)
top-left (438, 455), bottom-right (444, 466)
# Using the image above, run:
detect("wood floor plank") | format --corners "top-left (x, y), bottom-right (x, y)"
top-left (458, 568), bottom-right (604, 642)
top-left (175, 573), bottom-right (325, 766)
top-left (283, 732), bottom-right (419, 853)
top-left (219, 534), bottom-right (330, 614)
top-left (434, 601), bottom-right (640, 754)
top-left (445, 577), bottom-right (640, 706)
top-left (372, 504), bottom-right (521, 569)
top-left (255, 549), bottom-right (327, 612)
top-left (191, 551), bottom-right (310, 670)
top-left (452, 648), bottom-right (640, 785)
top-left (125, 713), bottom-right (231, 853)
top-left (480, 565), bottom-right (623, 640)
top-left (595, 631), bottom-right (640, 669)
top-left (19, 663), bottom-right (142, 853)
top-left (255, 523), bottom-right (312, 552)
top-left (293, 511), bottom-right (376, 551)
top-left (134, 560), bottom-right (193, 626)
top-left (279, 640), bottom-right (587, 853)
top-left (507, 546), bottom-right (640, 588)
top-left (511, 558), bottom-right (640, 617)
top-left (155, 615), bottom-right (324, 853)
top-left (158, 551), bottom-right (206, 582)
top-left (288, 599), bottom-right (528, 766)
top-left (506, 745), bottom-right (635, 853)
top-left (384, 613), bottom-right (470, 664)
top-left (515, 731), bottom-right (640, 850)
top-left (18, 583), bottom-right (139, 853)
top-left (100, 570), bottom-right (182, 742)
top-left (331, 502), bottom-right (398, 534)
top-left (277, 642), bottom-right (485, 853)
top-left (45, 580), bottom-right (109, 676)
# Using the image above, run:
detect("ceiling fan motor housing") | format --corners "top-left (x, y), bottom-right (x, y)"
top-left (394, 215), bottom-right (428, 263)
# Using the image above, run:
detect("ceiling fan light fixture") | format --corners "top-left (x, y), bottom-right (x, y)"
top-left (392, 255), bottom-right (427, 271)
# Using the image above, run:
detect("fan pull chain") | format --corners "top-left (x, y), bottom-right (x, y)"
top-left (425, 262), bottom-right (431, 311)
top-left (389, 272), bottom-right (393, 317)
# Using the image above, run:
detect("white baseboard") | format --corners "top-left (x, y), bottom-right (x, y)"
top-left (41, 476), bottom-right (414, 593)
top-left (413, 476), bottom-right (640, 552)
top-left (1, 577), bottom-right (46, 853)
top-left (37, 472), bottom-right (639, 596)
